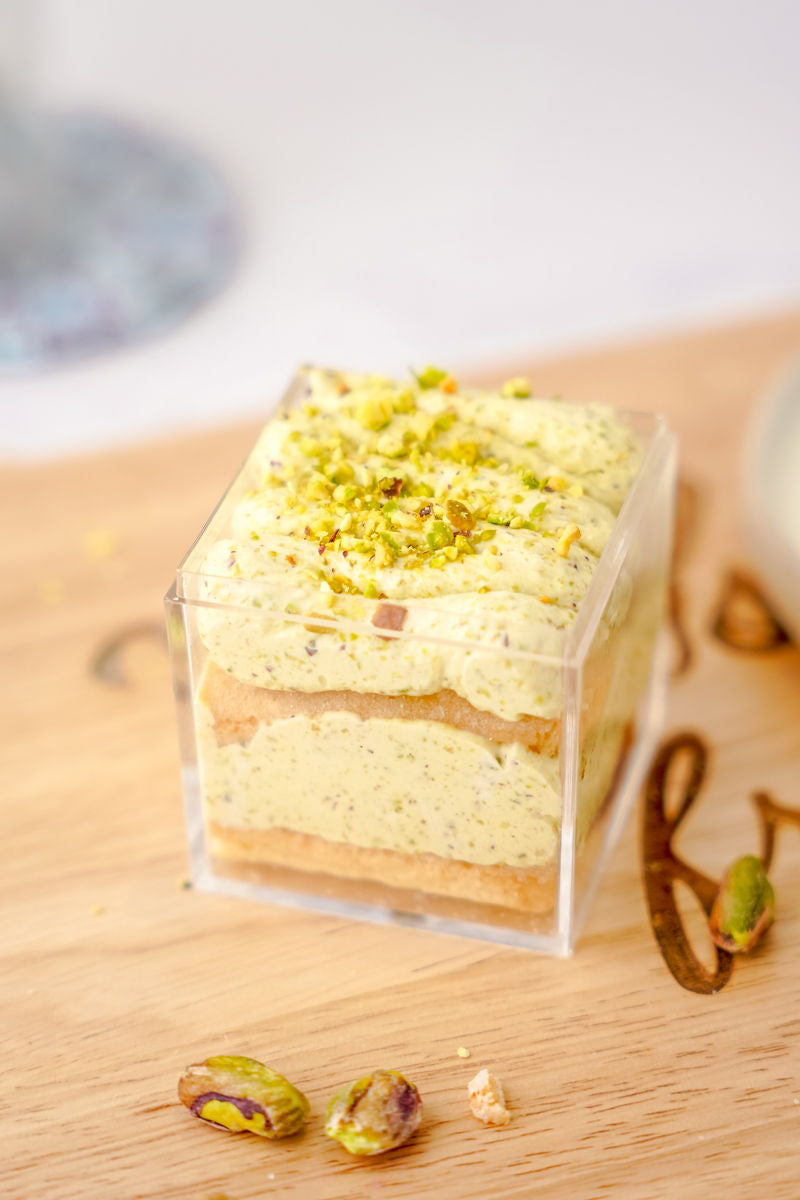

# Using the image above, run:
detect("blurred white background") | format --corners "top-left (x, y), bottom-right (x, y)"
top-left (3, 0), bottom-right (800, 457)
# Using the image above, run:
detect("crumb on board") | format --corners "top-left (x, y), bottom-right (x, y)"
top-left (177, 877), bottom-right (193, 890)
top-left (90, 904), bottom-right (105, 916)
top-left (83, 527), bottom-right (120, 559)
top-left (467, 1068), bottom-right (511, 1126)
top-left (456, 1046), bottom-right (471, 1059)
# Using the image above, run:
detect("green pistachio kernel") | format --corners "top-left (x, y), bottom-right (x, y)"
top-left (377, 475), bottom-right (404, 496)
top-left (325, 1069), bottom-right (422, 1157)
top-left (500, 376), bottom-right (532, 398)
top-left (415, 365), bottom-right (448, 390)
top-left (373, 542), bottom-right (394, 568)
top-left (710, 855), bottom-right (775, 952)
top-left (415, 481), bottom-right (435, 498)
top-left (445, 499), bottom-right (476, 532)
top-left (178, 1055), bottom-right (310, 1140)
top-left (455, 534), bottom-right (475, 555)
top-left (393, 388), bottom-right (417, 413)
top-left (306, 477), bottom-right (333, 501)
top-left (356, 392), bottom-right (395, 431)
top-left (519, 469), bottom-right (543, 489)
top-left (475, 528), bottom-right (496, 542)
top-left (332, 483), bottom-right (359, 504)
top-left (426, 520), bottom-right (454, 550)
top-left (364, 580), bottom-right (380, 599)
top-left (530, 500), bottom-right (547, 519)
top-left (447, 441), bottom-right (481, 466)
top-left (326, 461), bottom-right (354, 484)
top-left (376, 434), bottom-right (405, 458)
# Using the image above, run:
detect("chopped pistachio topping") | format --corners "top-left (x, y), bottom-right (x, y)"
top-left (501, 376), bottom-right (532, 398)
top-left (427, 520), bottom-right (454, 550)
top-left (216, 366), bottom-right (641, 604)
top-left (556, 523), bottom-right (581, 558)
top-left (356, 392), bottom-right (395, 431)
top-left (445, 499), bottom-right (475, 532)
top-left (415, 364), bottom-right (449, 389)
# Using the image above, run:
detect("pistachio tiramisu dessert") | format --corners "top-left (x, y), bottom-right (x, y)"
top-left (183, 366), bottom-right (649, 916)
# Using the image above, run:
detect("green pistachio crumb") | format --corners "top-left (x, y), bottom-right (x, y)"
top-left (356, 392), bottom-right (395, 431)
top-left (447, 441), bottom-right (481, 466)
top-left (501, 377), bottom-right (532, 398)
top-left (415, 365), bottom-right (449, 389)
top-left (393, 388), bottom-right (416, 413)
top-left (426, 521), bottom-right (454, 550)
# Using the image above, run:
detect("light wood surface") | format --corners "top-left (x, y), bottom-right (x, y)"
top-left (3, 311), bottom-right (800, 1200)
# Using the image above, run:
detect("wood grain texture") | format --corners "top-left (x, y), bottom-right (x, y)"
top-left (2, 310), bottom-right (800, 1200)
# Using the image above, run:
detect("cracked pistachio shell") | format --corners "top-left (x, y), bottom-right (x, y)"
top-left (325, 1069), bottom-right (422, 1156)
top-left (178, 1054), bottom-right (309, 1138)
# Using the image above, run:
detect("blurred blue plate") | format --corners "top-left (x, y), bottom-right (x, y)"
top-left (0, 110), bottom-right (241, 372)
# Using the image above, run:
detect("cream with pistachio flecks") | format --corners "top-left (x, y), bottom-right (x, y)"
top-left (192, 367), bottom-right (642, 722)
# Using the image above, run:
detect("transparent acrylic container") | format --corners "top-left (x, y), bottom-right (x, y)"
top-left (165, 372), bottom-right (676, 955)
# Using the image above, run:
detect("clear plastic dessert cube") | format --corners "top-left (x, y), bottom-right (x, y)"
top-left (165, 367), bottom-right (676, 954)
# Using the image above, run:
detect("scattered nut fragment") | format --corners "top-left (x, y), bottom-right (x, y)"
top-left (83, 527), bottom-right (119, 559)
top-left (444, 499), bottom-right (475, 533)
top-left (325, 1069), bottom-right (422, 1156)
top-left (456, 1046), bottom-right (471, 1059)
top-left (709, 855), bottom-right (775, 953)
top-left (415, 365), bottom-right (449, 390)
top-left (500, 377), bottom-right (532, 398)
top-left (467, 1068), bottom-right (511, 1127)
top-left (556, 523), bottom-right (581, 558)
top-left (178, 1055), bottom-right (309, 1139)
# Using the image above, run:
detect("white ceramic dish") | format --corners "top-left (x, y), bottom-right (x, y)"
top-left (743, 357), bottom-right (800, 642)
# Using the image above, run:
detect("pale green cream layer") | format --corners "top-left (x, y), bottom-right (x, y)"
top-left (197, 702), bottom-right (562, 868)
top-left (192, 368), bottom-right (641, 722)
top-left (197, 702), bottom-right (631, 868)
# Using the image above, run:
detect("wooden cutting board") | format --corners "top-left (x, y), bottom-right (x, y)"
top-left (2, 310), bottom-right (799, 1200)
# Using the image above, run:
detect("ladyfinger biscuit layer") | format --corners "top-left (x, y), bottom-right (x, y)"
top-left (208, 822), bottom-right (557, 914)
top-left (201, 658), bottom-right (560, 755)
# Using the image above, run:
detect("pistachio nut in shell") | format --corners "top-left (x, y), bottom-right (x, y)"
top-left (178, 1055), bottom-right (309, 1138)
top-left (709, 855), bottom-right (775, 953)
top-left (325, 1069), bottom-right (422, 1156)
